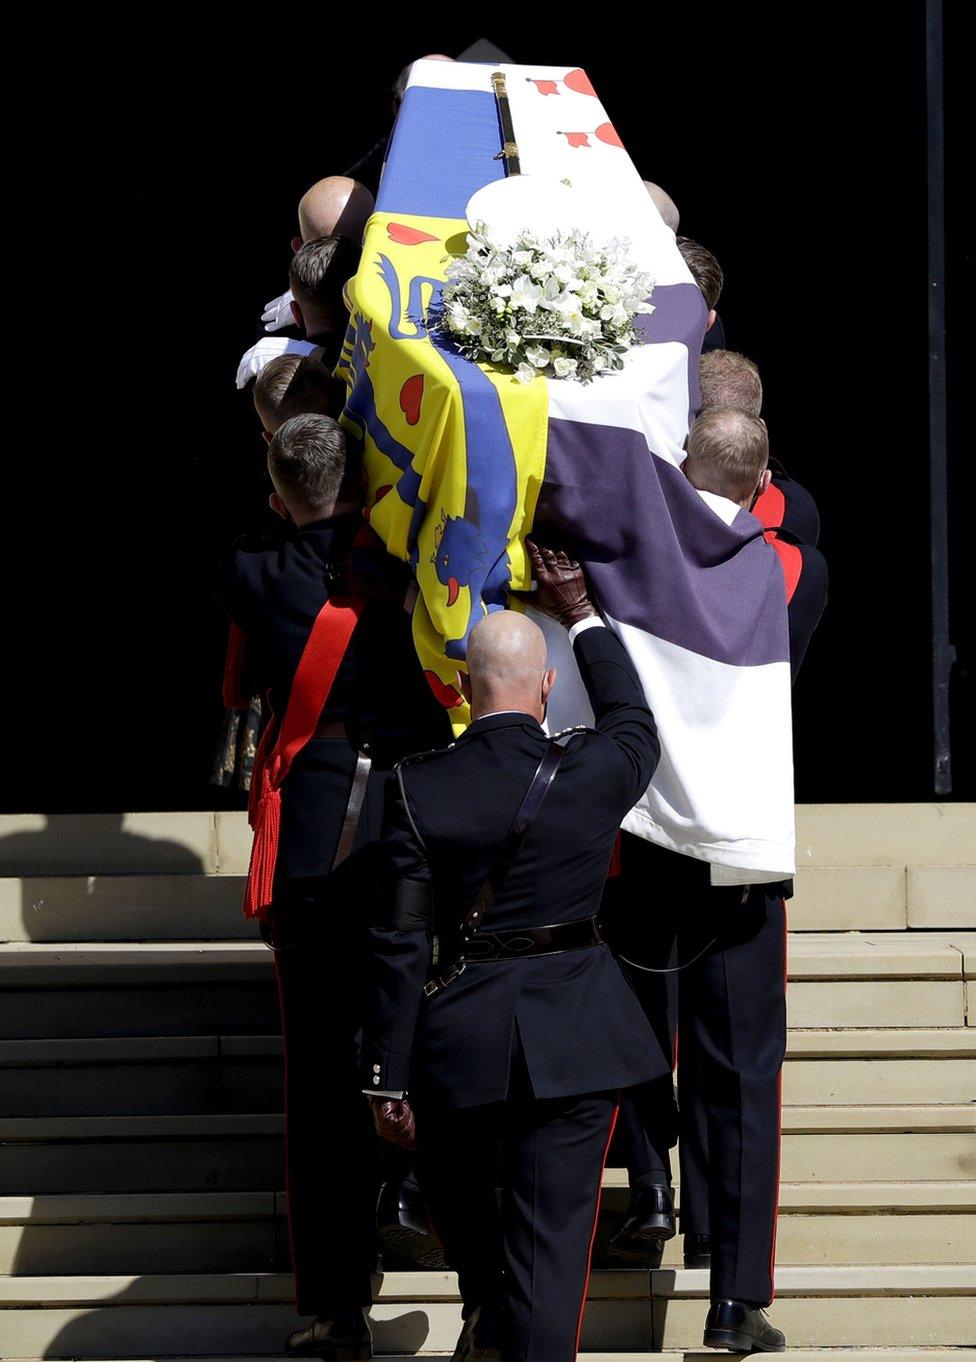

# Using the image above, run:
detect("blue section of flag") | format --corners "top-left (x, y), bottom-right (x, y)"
top-left (431, 330), bottom-right (519, 658)
top-left (377, 87), bottom-right (505, 219)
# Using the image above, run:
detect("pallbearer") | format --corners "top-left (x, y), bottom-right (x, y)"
top-left (216, 413), bottom-right (448, 1359)
top-left (364, 546), bottom-right (670, 1362)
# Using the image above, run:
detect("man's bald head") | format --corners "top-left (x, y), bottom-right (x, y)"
top-left (296, 177), bottom-right (375, 246)
top-left (465, 612), bottom-right (555, 722)
top-left (643, 181), bottom-right (680, 233)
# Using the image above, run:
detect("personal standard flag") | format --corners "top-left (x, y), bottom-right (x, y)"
top-left (337, 59), bottom-right (795, 881)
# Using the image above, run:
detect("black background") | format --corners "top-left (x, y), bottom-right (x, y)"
top-left (4, 8), bottom-right (968, 812)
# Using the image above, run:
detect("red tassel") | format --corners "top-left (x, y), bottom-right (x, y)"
top-left (243, 775), bottom-right (281, 920)
top-left (248, 714), bottom-right (278, 831)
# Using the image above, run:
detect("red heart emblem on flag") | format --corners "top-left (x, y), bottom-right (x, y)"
top-left (563, 69), bottom-right (597, 97)
top-left (399, 374), bottom-right (424, 426)
top-left (560, 131), bottom-right (591, 148)
top-left (387, 223), bottom-right (439, 246)
top-left (530, 79), bottom-right (559, 95)
top-left (425, 670), bottom-right (464, 708)
top-left (364, 484), bottom-right (392, 522)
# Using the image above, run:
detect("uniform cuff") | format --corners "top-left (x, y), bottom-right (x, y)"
top-left (568, 616), bottom-right (605, 643)
top-left (363, 1089), bottom-right (406, 1099)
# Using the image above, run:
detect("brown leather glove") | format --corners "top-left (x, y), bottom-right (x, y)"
top-left (525, 539), bottom-right (598, 630)
top-left (369, 1096), bottom-right (417, 1149)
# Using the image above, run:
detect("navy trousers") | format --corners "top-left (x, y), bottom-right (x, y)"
top-left (417, 1049), bottom-right (618, 1362)
top-left (603, 834), bottom-right (787, 1307)
top-left (272, 738), bottom-right (402, 1315)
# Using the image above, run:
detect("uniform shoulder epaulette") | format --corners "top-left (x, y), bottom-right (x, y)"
top-left (395, 742), bottom-right (456, 772)
top-left (552, 723), bottom-right (595, 742)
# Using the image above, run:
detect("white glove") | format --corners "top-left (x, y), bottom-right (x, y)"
top-left (236, 337), bottom-right (318, 390)
top-left (261, 289), bottom-right (295, 333)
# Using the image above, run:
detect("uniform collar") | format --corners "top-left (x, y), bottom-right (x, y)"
top-left (461, 711), bottom-right (545, 739)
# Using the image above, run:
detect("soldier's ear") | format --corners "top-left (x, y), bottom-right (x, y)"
top-left (291, 300), bottom-right (305, 332)
top-left (269, 492), bottom-right (290, 522)
top-left (457, 671), bottom-right (472, 705)
top-left (291, 236), bottom-right (303, 254)
top-left (542, 666), bottom-right (557, 703)
top-left (706, 308), bottom-right (717, 333)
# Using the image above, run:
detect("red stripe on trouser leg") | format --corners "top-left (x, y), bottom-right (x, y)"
top-left (574, 1104), bottom-right (620, 1356)
top-left (767, 900), bottom-right (787, 1303)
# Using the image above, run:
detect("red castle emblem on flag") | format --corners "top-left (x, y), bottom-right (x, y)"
top-left (556, 122), bottom-right (624, 150)
top-left (526, 69), bottom-right (598, 98)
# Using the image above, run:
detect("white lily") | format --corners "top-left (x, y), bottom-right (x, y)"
top-left (510, 275), bottom-right (544, 312)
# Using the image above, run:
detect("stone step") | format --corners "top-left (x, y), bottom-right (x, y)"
top-left (0, 1114), bottom-right (284, 1195)
top-left (1, 1110), bottom-right (972, 1196)
top-left (3, 805), bottom-right (973, 876)
top-left (2, 866), bottom-right (975, 942)
top-left (0, 1043), bottom-right (282, 1118)
top-left (789, 866), bottom-right (976, 932)
top-left (1, 933), bottom-right (971, 979)
top-left (0, 937), bottom-right (969, 1045)
top-left (6, 1025), bottom-right (970, 1065)
top-left (6, 1355), bottom-right (973, 1362)
top-left (2, 1185), bottom-right (974, 1275)
top-left (0, 877), bottom-right (253, 943)
top-left (0, 1268), bottom-right (972, 1356)
top-left (2, 1029), bottom-right (970, 1116)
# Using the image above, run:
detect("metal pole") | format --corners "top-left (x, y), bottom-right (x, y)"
top-left (926, 0), bottom-right (954, 793)
top-left (491, 71), bottom-right (521, 175)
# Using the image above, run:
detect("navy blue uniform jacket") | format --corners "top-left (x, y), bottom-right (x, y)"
top-left (364, 625), bottom-right (672, 1109)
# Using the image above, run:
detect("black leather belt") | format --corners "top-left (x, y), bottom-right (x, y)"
top-left (425, 917), bottom-right (602, 997)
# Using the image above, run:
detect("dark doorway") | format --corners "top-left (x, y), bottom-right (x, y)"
top-left (5, 9), bottom-right (965, 811)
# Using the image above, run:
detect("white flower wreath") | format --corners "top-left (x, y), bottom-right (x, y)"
top-left (439, 224), bottom-right (655, 384)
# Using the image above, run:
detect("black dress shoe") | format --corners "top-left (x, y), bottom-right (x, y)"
top-left (376, 1174), bottom-right (446, 1268)
top-left (683, 1231), bottom-right (712, 1268)
top-left (608, 1185), bottom-right (676, 1260)
top-left (452, 1302), bottom-right (503, 1361)
top-left (285, 1307), bottom-right (373, 1360)
top-left (703, 1299), bottom-right (786, 1353)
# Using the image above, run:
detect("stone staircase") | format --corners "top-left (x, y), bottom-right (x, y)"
top-left (0, 807), bottom-right (973, 1360)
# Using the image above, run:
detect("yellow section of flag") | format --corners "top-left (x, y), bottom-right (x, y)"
top-left (337, 212), bottom-right (548, 729)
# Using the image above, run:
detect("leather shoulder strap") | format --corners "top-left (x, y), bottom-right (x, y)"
top-left (461, 737), bottom-right (567, 937)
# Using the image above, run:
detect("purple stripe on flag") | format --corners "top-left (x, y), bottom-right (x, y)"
top-left (634, 282), bottom-right (707, 419)
top-left (536, 419), bottom-right (790, 666)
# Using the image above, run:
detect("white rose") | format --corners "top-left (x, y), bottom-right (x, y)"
top-left (524, 344), bottom-right (551, 368)
top-left (505, 330), bottom-right (521, 348)
top-left (464, 316), bottom-right (484, 335)
top-left (515, 362), bottom-right (537, 384)
top-left (512, 249), bottom-right (533, 266)
top-left (552, 356), bottom-right (578, 378)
